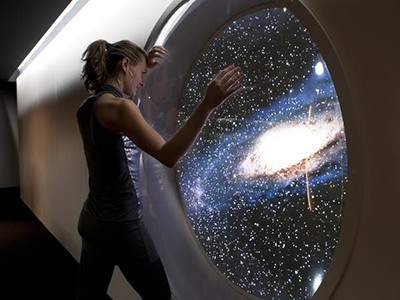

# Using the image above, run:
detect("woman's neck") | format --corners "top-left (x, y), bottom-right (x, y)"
top-left (104, 78), bottom-right (123, 95)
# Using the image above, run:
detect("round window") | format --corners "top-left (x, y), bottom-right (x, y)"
top-left (175, 7), bottom-right (347, 300)
top-left (142, 1), bottom-right (356, 300)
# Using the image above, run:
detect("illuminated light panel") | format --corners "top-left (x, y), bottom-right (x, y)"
top-left (10, 0), bottom-right (89, 81)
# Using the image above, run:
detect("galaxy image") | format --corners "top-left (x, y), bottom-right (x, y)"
top-left (176, 7), bottom-right (348, 300)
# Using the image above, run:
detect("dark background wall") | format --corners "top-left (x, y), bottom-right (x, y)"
top-left (0, 86), bottom-right (19, 188)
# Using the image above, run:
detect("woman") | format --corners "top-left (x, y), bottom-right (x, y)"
top-left (76, 39), bottom-right (243, 300)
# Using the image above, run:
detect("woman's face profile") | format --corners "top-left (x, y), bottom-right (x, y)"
top-left (125, 58), bottom-right (147, 97)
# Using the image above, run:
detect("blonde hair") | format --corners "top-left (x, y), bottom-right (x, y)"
top-left (81, 39), bottom-right (148, 93)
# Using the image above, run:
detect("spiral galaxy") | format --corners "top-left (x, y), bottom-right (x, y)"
top-left (176, 7), bottom-right (347, 300)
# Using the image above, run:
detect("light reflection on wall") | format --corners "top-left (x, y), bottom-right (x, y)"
top-left (176, 7), bottom-right (347, 300)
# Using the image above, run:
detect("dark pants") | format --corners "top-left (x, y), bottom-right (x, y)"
top-left (76, 250), bottom-right (171, 300)
top-left (76, 214), bottom-right (171, 300)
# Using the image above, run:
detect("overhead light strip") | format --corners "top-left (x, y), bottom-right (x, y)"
top-left (9, 0), bottom-right (90, 82)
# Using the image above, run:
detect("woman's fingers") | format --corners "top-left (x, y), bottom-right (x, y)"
top-left (227, 80), bottom-right (243, 94)
top-left (152, 45), bottom-right (167, 52)
top-left (149, 46), bottom-right (167, 56)
top-left (147, 46), bottom-right (168, 68)
top-left (149, 48), bottom-right (167, 58)
top-left (214, 65), bottom-right (244, 93)
top-left (220, 66), bottom-right (242, 85)
top-left (225, 71), bottom-right (244, 89)
top-left (149, 45), bottom-right (167, 52)
top-left (150, 52), bottom-right (166, 59)
top-left (215, 64), bottom-right (236, 80)
top-left (218, 66), bottom-right (244, 96)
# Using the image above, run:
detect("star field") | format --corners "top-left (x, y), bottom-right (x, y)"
top-left (176, 8), bottom-right (348, 300)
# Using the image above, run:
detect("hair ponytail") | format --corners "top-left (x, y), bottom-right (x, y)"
top-left (81, 39), bottom-right (148, 93)
top-left (81, 39), bottom-right (109, 93)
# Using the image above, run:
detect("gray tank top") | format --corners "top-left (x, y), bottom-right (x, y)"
top-left (77, 85), bottom-right (143, 223)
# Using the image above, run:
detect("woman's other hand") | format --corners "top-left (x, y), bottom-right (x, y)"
top-left (147, 46), bottom-right (168, 68)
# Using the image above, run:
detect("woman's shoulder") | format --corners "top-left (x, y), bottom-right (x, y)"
top-left (94, 94), bottom-right (141, 133)
top-left (97, 93), bottom-right (140, 113)
top-left (95, 93), bottom-right (130, 113)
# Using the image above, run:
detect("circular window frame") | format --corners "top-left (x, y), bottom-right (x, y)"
top-left (141, 1), bottom-right (363, 300)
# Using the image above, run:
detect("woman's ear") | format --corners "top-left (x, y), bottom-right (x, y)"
top-left (121, 57), bottom-right (131, 73)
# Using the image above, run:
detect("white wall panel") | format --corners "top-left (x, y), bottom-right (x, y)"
top-left (17, 1), bottom-right (173, 299)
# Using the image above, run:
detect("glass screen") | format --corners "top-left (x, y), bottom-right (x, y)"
top-left (177, 7), bottom-right (347, 300)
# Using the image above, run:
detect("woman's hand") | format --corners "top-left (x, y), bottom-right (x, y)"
top-left (201, 65), bottom-right (244, 112)
top-left (147, 46), bottom-right (167, 68)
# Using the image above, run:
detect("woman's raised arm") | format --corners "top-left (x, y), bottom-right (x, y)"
top-left (95, 65), bottom-right (243, 167)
